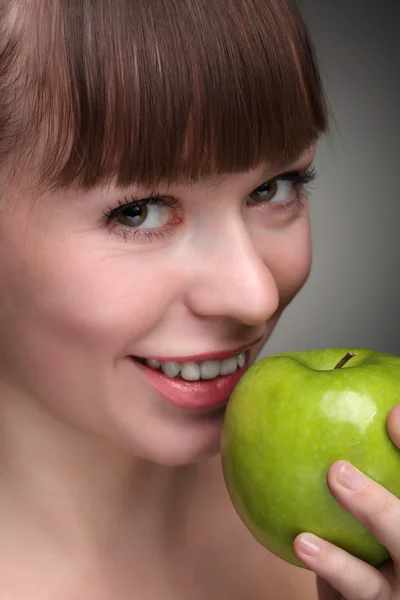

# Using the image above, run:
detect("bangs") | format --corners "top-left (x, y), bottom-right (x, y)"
top-left (2, 0), bottom-right (328, 191)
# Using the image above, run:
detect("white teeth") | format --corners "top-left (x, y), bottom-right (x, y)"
top-left (144, 351), bottom-right (248, 381)
top-left (200, 360), bottom-right (221, 380)
top-left (161, 361), bottom-right (180, 378)
top-left (180, 362), bottom-right (201, 381)
top-left (220, 356), bottom-right (239, 376)
top-left (146, 358), bottom-right (161, 369)
top-left (237, 352), bottom-right (246, 368)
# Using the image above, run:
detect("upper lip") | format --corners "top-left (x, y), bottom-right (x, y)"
top-left (133, 336), bottom-right (264, 363)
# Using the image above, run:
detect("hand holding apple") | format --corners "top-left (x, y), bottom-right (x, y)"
top-left (221, 348), bottom-right (400, 570)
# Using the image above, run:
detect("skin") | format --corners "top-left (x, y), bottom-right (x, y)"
top-left (0, 148), bottom-right (314, 598)
top-left (0, 149), bottom-right (313, 465)
top-left (1, 140), bottom-right (399, 599)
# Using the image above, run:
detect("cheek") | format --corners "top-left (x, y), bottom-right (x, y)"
top-left (0, 236), bottom-right (178, 379)
top-left (259, 218), bottom-right (312, 308)
top-left (34, 258), bottom-right (179, 356)
top-left (0, 239), bottom-right (183, 437)
top-left (47, 262), bottom-right (168, 350)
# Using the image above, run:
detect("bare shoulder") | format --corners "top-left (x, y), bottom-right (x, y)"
top-left (188, 457), bottom-right (318, 600)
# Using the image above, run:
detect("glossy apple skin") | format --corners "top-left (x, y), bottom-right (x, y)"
top-left (221, 348), bottom-right (400, 569)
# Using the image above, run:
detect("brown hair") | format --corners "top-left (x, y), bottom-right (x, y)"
top-left (0, 0), bottom-right (328, 192)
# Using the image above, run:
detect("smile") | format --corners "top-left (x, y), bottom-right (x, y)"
top-left (129, 339), bottom-right (262, 412)
top-left (134, 351), bottom-right (247, 382)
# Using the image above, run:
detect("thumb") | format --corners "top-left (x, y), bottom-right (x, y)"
top-left (316, 576), bottom-right (342, 600)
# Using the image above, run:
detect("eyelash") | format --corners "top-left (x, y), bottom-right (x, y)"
top-left (254, 167), bottom-right (316, 212)
top-left (103, 167), bottom-right (317, 242)
top-left (103, 195), bottom-right (181, 242)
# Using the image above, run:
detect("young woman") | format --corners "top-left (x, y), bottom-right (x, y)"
top-left (1, 1), bottom-right (400, 598)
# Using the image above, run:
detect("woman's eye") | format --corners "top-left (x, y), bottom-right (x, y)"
top-left (115, 201), bottom-right (172, 229)
top-left (248, 178), bottom-right (294, 204)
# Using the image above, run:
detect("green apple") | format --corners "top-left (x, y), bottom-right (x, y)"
top-left (221, 348), bottom-right (400, 569)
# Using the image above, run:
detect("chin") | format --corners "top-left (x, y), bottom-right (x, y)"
top-left (154, 420), bottom-right (225, 466)
top-left (117, 407), bottom-right (226, 467)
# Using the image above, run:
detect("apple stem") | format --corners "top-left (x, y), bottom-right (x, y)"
top-left (334, 351), bottom-right (356, 369)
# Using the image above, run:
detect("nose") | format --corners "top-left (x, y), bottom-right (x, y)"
top-left (184, 225), bottom-right (280, 326)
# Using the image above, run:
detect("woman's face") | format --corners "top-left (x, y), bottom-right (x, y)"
top-left (0, 147), bottom-right (314, 465)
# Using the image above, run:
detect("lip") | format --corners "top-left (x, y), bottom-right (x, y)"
top-left (132, 353), bottom-right (251, 412)
top-left (144, 336), bottom-right (263, 363)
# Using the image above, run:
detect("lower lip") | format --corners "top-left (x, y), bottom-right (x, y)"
top-left (132, 357), bottom-right (250, 411)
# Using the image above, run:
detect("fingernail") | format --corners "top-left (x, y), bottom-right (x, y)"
top-left (298, 534), bottom-right (323, 556)
top-left (337, 462), bottom-right (365, 490)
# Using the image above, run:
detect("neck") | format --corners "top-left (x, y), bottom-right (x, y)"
top-left (0, 385), bottom-right (201, 560)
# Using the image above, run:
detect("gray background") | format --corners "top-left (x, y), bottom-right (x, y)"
top-left (261, 0), bottom-right (400, 358)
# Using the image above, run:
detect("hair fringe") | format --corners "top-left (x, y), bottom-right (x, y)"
top-left (0, 0), bottom-right (329, 192)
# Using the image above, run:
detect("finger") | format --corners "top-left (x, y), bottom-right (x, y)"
top-left (327, 460), bottom-right (400, 564)
top-left (294, 533), bottom-right (391, 600)
top-left (386, 404), bottom-right (400, 448)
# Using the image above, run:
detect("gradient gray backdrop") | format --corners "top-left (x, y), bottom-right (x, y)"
top-left (260, 0), bottom-right (400, 358)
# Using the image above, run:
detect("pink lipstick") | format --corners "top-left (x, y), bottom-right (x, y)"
top-left (130, 346), bottom-right (258, 411)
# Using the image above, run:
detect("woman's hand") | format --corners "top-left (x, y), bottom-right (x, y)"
top-left (292, 404), bottom-right (400, 600)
